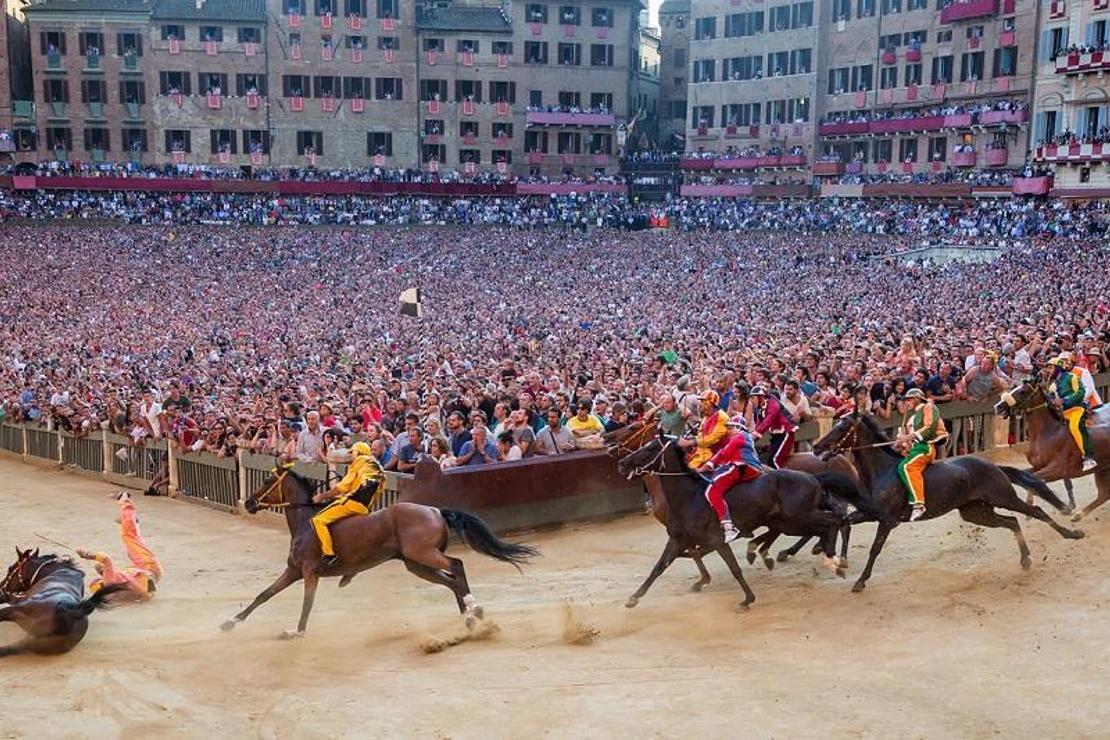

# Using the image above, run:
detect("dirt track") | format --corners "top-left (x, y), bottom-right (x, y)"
top-left (2, 453), bottom-right (1110, 739)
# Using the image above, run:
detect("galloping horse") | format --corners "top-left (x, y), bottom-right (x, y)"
top-left (617, 436), bottom-right (861, 610)
top-left (996, 380), bottom-right (1110, 521)
top-left (812, 412), bottom-right (1085, 592)
top-left (0, 549), bottom-right (125, 657)
top-left (221, 467), bottom-right (538, 639)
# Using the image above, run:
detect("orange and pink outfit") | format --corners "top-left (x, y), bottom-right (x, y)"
top-left (87, 496), bottom-right (162, 599)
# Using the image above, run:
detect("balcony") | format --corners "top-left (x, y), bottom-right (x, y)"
top-left (881, 50), bottom-right (896, 65)
top-left (978, 109), bottom-right (1027, 125)
top-left (985, 147), bottom-right (1009, 166)
top-left (939, 0), bottom-right (997, 23)
top-left (1033, 143), bottom-right (1110, 163)
top-left (1054, 51), bottom-right (1110, 75)
top-left (46, 52), bottom-right (62, 69)
top-left (952, 150), bottom-right (977, 167)
top-left (870, 115), bottom-right (944, 134)
top-left (817, 121), bottom-right (869, 136)
top-left (125, 101), bottom-right (141, 119)
top-left (49, 101), bottom-right (66, 118)
top-left (87, 101), bottom-right (104, 118)
top-left (813, 161), bottom-right (846, 176)
top-left (906, 48), bottom-right (922, 62)
top-left (680, 154), bottom-right (807, 170)
top-left (525, 111), bottom-right (616, 126)
top-left (85, 52), bottom-right (101, 70)
top-left (13, 100), bottom-right (34, 118)
top-left (90, 148), bottom-right (106, 162)
top-left (943, 113), bottom-right (974, 128)
top-left (1013, 176), bottom-right (1052, 195)
top-left (123, 54), bottom-right (139, 71)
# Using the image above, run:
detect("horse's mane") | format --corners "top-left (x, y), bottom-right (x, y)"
top-left (284, 468), bottom-right (328, 495)
top-left (859, 414), bottom-right (903, 459)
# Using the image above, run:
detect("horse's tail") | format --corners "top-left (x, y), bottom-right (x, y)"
top-left (999, 466), bottom-right (1069, 513)
top-left (66, 584), bottom-right (133, 617)
top-left (813, 471), bottom-right (881, 520)
top-left (440, 509), bottom-right (540, 572)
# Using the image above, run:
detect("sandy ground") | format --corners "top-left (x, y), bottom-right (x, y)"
top-left (2, 453), bottom-right (1110, 739)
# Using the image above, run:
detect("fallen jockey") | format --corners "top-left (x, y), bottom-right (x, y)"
top-left (311, 441), bottom-right (385, 573)
top-left (895, 388), bottom-right (948, 521)
top-left (1049, 356), bottom-right (1098, 472)
top-left (76, 491), bottom-right (162, 601)
top-left (697, 423), bottom-right (763, 542)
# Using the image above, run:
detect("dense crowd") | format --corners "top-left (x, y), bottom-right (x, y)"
top-left (821, 99), bottom-right (1028, 125)
top-left (1, 203), bottom-right (1108, 471)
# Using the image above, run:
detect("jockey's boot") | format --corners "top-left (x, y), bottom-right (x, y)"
top-left (1082, 455), bottom-right (1098, 472)
top-left (721, 519), bottom-right (742, 543)
top-left (909, 504), bottom-right (926, 522)
top-left (316, 554), bottom-right (340, 574)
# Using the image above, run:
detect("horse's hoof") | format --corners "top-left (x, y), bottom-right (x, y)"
top-left (690, 581), bottom-right (706, 593)
top-left (836, 566), bottom-right (847, 579)
top-left (1070, 529), bottom-right (1086, 539)
top-left (624, 596), bottom-right (639, 609)
top-left (338, 574), bottom-right (354, 588)
top-left (219, 619), bottom-right (239, 632)
top-left (737, 599), bottom-right (753, 612)
top-left (810, 543), bottom-right (823, 555)
top-left (745, 550), bottom-right (757, 565)
top-left (851, 581), bottom-right (866, 593)
top-left (762, 557), bottom-right (775, 572)
top-left (1061, 505), bottom-right (1075, 516)
top-left (1020, 557), bottom-right (1032, 570)
top-left (776, 551), bottom-right (792, 563)
top-left (1071, 512), bottom-right (1085, 523)
top-left (280, 629), bottom-right (305, 640)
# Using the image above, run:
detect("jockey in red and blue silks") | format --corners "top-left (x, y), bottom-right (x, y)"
top-left (697, 423), bottom-right (763, 542)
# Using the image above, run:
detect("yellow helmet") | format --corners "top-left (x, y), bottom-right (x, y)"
top-left (1048, 356), bottom-right (1069, 369)
top-left (350, 441), bottom-right (372, 458)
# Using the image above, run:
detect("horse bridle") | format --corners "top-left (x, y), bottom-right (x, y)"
top-left (608, 422), bottom-right (657, 458)
top-left (253, 467), bottom-right (294, 510)
top-left (0, 554), bottom-right (56, 600)
top-left (999, 382), bottom-right (1048, 415)
top-left (819, 415), bottom-right (897, 459)
top-left (625, 438), bottom-right (691, 479)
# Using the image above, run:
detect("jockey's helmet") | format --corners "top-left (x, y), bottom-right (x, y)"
top-left (350, 441), bottom-right (372, 459)
top-left (904, 388), bottom-right (926, 401)
top-left (698, 389), bottom-right (719, 408)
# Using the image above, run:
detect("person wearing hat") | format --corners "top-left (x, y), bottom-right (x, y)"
top-left (1060, 351), bottom-right (1102, 410)
top-left (895, 388), bottom-right (948, 521)
top-left (310, 440), bottom-right (385, 572)
top-left (679, 389), bottom-right (730, 469)
top-left (1046, 356), bottom-right (1098, 472)
top-left (749, 384), bottom-right (796, 470)
top-left (696, 416), bottom-right (763, 542)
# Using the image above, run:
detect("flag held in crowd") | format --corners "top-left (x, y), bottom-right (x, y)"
top-left (399, 288), bottom-right (422, 318)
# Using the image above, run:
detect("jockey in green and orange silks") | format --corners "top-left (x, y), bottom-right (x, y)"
top-left (1049, 356), bottom-right (1098, 472)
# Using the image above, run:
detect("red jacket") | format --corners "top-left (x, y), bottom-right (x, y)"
top-left (754, 396), bottom-right (796, 435)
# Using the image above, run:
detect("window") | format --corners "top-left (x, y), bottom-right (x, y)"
top-left (905, 63), bottom-right (923, 85)
top-left (931, 55), bottom-right (953, 83)
top-left (557, 91), bottom-right (581, 108)
top-left (592, 8), bottom-right (613, 26)
top-left (960, 51), bottom-right (984, 81)
top-left (40, 31), bottom-right (67, 55)
top-left (210, 129), bottom-right (237, 154)
top-left (793, 48), bottom-right (812, 74)
top-left (79, 79), bottom-right (105, 104)
top-left (724, 55), bottom-right (763, 80)
top-left (200, 26), bottom-right (223, 42)
top-left (238, 27), bottom-right (262, 43)
top-left (590, 44), bottom-right (613, 66)
top-left (851, 64), bottom-right (873, 91)
top-left (590, 92), bottom-right (613, 111)
top-left (724, 11), bottom-right (764, 37)
top-left (765, 99), bottom-right (786, 124)
top-left (857, 0), bottom-right (875, 17)
top-left (79, 32), bottom-right (104, 55)
top-left (792, 2), bottom-right (814, 27)
top-left (164, 129), bottom-right (191, 153)
top-left (770, 6), bottom-right (790, 30)
top-left (367, 132), bottom-right (393, 156)
top-left (422, 144), bottom-right (445, 163)
top-left (117, 32), bottom-right (143, 56)
top-left (673, 49), bottom-right (687, 69)
top-left (199, 72), bottom-right (228, 94)
top-left (119, 80), bottom-right (146, 104)
top-left (788, 98), bottom-right (810, 122)
top-left (243, 129), bottom-right (271, 154)
top-left (456, 39), bottom-right (478, 53)
top-left (832, 0), bottom-right (851, 20)
top-left (880, 33), bottom-right (902, 49)
top-left (993, 47), bottom-right (1017, 77)
top-left (420, 79), bottom-right (446, 100)
top-left (344, 0), bottom-right (366, 16)
top-left (722, 102), bottom-right (761, 126)
top-left (284, 0), bottom-right (303, 13)
top-left (490, 81), bottom-right (516, 103)
top-left (525, 130), bottom-right (548, 152)
top-left (459, 148), bottom-right (480, 164)
top-left (236, 73), bottom-right (267, 96)
top-left (424, 118), bottom-right (443, 135)
top-left (296, 130), bottom-right (323, 155)
top-left (493, 149), bottom-right (512, 164)
top-left (122, 128), bottom-right (147, 151)
top-left (528, 89), bottom-right (543, 107)
top-left (526, 3), bottom-right (548, 23)
top-left (313, 75), bottom-right (340, 97)
top-left (908, 0), bottom-right (927, 8)
top-left (560, 6), bottom-right (581, 25)
top-left (670, 99), bottom-right (688, 120)
top-left (81, 127), bottom-right (109, 151)
top-left (47, 127), bottom-right (72, 151)
top-left (873, 139), bottom-right (892, 162)
top-left (343, 76), bottom-right (366, 98)
top-left (966, 25), bottom-right (983, 39)
top-left (282, 75), bottom-right (310, 97)
top-left (1088, 20), bottom-right (1107, 48)
top-left (767, 51), bottom-right (789, 76)
top-left (557, 131), bottom-right (581, 153)
top-left (316, 0), bottom-right (335, 16)
top-left (454, 79), bottom-right (481, 102)
top-left (691, 105), bottom-right (715, 129)
top-left (525, 41), bottom-right (548, 64)
top-left (899, 138), bottom-right (918, 162)
top-left (557, 43), bottom-right (581, 65)
top-left (881, 0), bottom-right (901, 13)
top-left (1044, 27), bottom-right (1068, 60)
top-left (375, 77), bottom-right (403, 99)
top-left (1083, 105), bottom-right (1103, 139)
top-left (693, 59), bottom-right (715, 82)
top-left (376, 0), bottom-right (396, 18)
top-left (929, 136), bottom-right (946, 161)
top-left (378, 36), bottom-right (398, 50)
top-left (589, 132), bottom-right (611, 154)
top-left (880, 67), bottom-right (898, 88)
top-left (936, 29), bottom-right (952, 43)
top-left (694, 16), bottom-right (716, 40)
top-left (159, 71), bottom-right (191, 95)
top-left (493, 41), bottom-right (513, 55)
top-left (828, 67), bottom-right (849, 94)
top-left (493, 122), bottom-right (513, 138)
top-left (459, 120), bottom-right (479, 138)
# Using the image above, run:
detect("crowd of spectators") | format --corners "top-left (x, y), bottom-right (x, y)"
top-left (1038, 127), bottom-right (1110, 148)
top-left (821, 99), bottom-right (1028, 125)
top-left (1, 199), bottom-right (1108, 472)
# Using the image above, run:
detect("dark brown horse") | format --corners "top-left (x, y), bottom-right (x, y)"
top-left (220, 467), bottom-right (538, 638)
top-left (813, 412), bottom-right (1085, 592)
top-left (0, 549), bottom-right (125, 657)
top-left (996, 380), bottom-right (1110, 521)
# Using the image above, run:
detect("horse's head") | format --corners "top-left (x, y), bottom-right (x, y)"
top-left (603, 420), bottom-right (656, 458)
top-left (616, 435), bottom-right (678, 478)
top-left (244, 463), bottom-right (312, 514)
top-left (1, 548), bottom-right (40, 602)
top-left (995, 380), bottom-right (1046, 419)
top-left (812, 412), bottom-right (862, 460)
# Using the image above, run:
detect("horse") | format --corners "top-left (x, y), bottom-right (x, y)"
top-left (812, 412), bottom-right (1085, 592)
top-left (996, 380), bottom-right (1110, 521)
top-left (616, 436), bottom-right (862, 610)
top-left (0, 548), bottom-right (126, 657)
top-left (220, 467), bottom-right (539, 639)
top-left (606, 421), bottom-right (863, 575)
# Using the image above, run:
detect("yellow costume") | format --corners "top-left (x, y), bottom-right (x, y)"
top-left (311, 443), bottom-right (384, 557)
top-left (689, 390), bottom-right (731, 468)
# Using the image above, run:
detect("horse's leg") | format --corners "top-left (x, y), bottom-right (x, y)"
top-left (776, 536), bottom-right (813, 563)
top-left (283, 572), bottom-right (320, 639)
top-left (625, 538), bottom-right (683, 608)
top-left (1070, 471), bottom-right (1110, 523)
top-left (1064, 479), bottom-right (1077, 513)
top-left (714, 544), bottom-right (756, 609)
top-left (0, 639), bottom-right (32, 658)
top-left (756, 532), bottom-right (778, 571)
top-left (689, 551), bottom-right (712, 592)
top-left (404, 557), bottom-right (483, 628)
top-left (986, 487), bottom-right (1087, 539)
top-left (838, 523), bottom-right (851, 569)
top-left (852, 522), bottom-right (894, 593)
top-left (959, 502), bottom-right (1032, 569)
top-left (220, 565), bottom-right (301, 632)
top-left (746, 531), bottom-right (771, 565)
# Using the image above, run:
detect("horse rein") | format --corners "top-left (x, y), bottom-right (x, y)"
top-left (820, 418), bottom-right (896, 459)
top-left (253, 468), bottom-right (293, 510)
top-left (626, 439), bottom-right (693, 479)
top-left (0, 554), bottom-right (58, 600)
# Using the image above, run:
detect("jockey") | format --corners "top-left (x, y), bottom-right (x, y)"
top-left (76, 491), bottom-right (161, 600)
top-left (680, 390), bottom-right (731, 469)
top-left (311, 440), bottom-right (385, 572)
top-left (1048, 356), bottom-right (1098, 472)
top-left (1059, 351), bottom-right (1102, 410)
top-left (750, 385), bottom-right (796, 469)
top-left (895, 388), bottom-right (948, 521)
top-left (696, 421), bottom-right (763, 542)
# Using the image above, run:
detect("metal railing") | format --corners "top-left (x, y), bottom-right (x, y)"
top-left (1, 424), bottom-right (23, 454)
top-left (25, 427), bottom-right (59, 460)
top-left (60, 431), bottom-right (104, 472)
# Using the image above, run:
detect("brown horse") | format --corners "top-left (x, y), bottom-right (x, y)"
top-left (996, 380), bottom-right (1110, 521)
top-left (220, 467), bottom-right (538, 639)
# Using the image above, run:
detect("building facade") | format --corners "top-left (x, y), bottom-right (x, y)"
top-left (1030, 0), bottom-right (1110, 193)
top-left (656, 0), bottom-right (689, 147)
